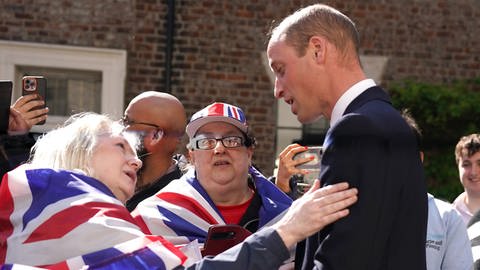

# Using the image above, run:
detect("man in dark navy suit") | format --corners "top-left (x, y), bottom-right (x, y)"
top-left (267, 4), bottom-right (427, 270)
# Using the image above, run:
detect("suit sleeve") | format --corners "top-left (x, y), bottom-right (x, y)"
top-left (180, 227), bottom-right (290, 270)
top-left (309, 113), bottom-right (427, 269)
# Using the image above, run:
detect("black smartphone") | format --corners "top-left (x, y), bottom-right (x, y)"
top-left (0, 80), bottom-right (13, 134)
top-left (22, 76), bottom-right (47, 125)
top-left (201, 224), bottom-right (252, 257)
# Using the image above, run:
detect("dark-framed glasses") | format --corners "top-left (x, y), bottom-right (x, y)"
top-left (121, 116), bottom-right (161, 130)
top-left (191, 136), bottom-right (245, 150)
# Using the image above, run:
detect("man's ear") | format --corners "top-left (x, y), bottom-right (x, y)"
top-left (309, 36), bottom-right (327, 63)
top-left (150, 129), bottom-right (164, 144)
top-left (152, 129), bottom-right (160, 140)
top-left (143, 130), bottom-right (162, 150)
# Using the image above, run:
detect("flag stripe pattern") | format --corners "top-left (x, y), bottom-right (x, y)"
top-left (0, 165), bottom-right (186, 269)
top-left (186, 102), bottom-right (249, 138)
top-left (195, 103), bottom-right (246, 125)
top-left (133, 166), bottom-right (292, 245)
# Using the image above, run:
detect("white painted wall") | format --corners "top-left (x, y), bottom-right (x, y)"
top-left (0, 40), bottom-right (126, 132)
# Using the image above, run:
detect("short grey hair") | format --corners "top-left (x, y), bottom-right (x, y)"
top-left (270, 4), bottom-right (360, 63)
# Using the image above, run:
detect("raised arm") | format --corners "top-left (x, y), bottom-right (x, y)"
top-left (184, 181), bottom-right (358, 270)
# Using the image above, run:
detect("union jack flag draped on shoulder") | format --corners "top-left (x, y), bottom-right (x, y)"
top-left (132, 166), bottom-right (292, 245)
top-left (0, 165), bottom-right (186, 269)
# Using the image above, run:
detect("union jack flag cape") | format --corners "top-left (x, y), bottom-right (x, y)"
top-left (132, 166), bottom-right (292, 245)
top-left (0, 165), bottom-right (186, 269)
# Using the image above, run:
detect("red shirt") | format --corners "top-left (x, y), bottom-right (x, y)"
top-left (217, 195), bottom-right (254, 224)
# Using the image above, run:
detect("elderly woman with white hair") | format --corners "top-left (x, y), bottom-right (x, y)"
top-left (0, 112), bottom-right (357, 270)
top-left (0, 113), bottom-right (183, 268)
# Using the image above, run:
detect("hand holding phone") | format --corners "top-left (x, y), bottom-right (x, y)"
top-left (9, 95), bottom-right (49, 134)
top-left (22, 76), bottom-right (47, 125)
top-left (201, 224), bottom-right (252, 257)
top-left (293, 146), bottom-right (323, 187)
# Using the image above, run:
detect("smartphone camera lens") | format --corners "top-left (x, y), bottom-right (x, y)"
top-left (24, 79), bottom-right (36, 91)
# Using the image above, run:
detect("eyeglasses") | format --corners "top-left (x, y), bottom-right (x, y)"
top-left (121, 116), bottom-right (160, 130)
top-left (121, 116), bottom-right (185, 139)
top-left (191, 136), bottom-right (245, 150)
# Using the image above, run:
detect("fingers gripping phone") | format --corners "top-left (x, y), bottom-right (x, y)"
top-left (22, 76), bottom-right (47, 125)
top-left (293, 146), bottom-right (323, 186)
top-left (0, 80), bottom-right (13, 134)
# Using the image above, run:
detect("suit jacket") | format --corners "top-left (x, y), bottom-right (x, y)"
top-left (296, 86), bottom-right (428, 270)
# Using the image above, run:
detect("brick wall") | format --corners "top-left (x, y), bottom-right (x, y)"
top-left (1, 0), bottom-right (479, 175)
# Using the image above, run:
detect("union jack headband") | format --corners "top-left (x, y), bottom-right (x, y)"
top-left (186, 102), bottom-right (248, 138)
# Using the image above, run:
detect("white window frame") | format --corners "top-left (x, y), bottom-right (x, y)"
top-left (0, 40), bottom-right (126, 132)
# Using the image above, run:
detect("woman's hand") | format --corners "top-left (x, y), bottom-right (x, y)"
top-left (8, 95), bottom-right (48, 135)
top-left (275, 143), bottom-right (312, 193)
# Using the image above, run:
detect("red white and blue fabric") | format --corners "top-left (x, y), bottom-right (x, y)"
top-left (186, 102), bottom-right (249, 138)
top-left (132, 166), bottom-right (292, 245)
top-left (191, 102), bottom-right (246, 125)
top-left (0, 165), bottom-right (186, 269)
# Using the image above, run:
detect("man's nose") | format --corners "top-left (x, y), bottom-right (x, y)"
top-left (274, 78), bottom-right (284, 98)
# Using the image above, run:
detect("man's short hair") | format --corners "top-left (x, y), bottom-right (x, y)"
top-left (270, 4), bottom-right (360, 60)
top-left (455, 133), bottom-right (480, 164)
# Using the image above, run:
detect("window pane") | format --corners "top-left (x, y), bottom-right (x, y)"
top-left (300, 118), bottom-right (329, 145)
top-left (16, 66), bottom-right (102, 116)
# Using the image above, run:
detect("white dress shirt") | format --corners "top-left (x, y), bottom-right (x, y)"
top-left (330, 79), bottom-right (376, 127)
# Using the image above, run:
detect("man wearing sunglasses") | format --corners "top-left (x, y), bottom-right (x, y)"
top-left (133, 102), bottom-right (292, 251)
top-left (122, 91), bottom-right (188, 211)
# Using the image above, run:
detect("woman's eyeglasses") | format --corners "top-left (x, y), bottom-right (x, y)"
top-left (191, 136), bottom-right (245, 150)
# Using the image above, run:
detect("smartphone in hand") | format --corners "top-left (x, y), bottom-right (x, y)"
top-left (293, 146), bottom-right (323, 186)
top-left (201, 224), bottom-right (252, 257)
top-left (22, 76), bottom-right (47, 125)
top-left (0, 80), bottom-right (13, 134)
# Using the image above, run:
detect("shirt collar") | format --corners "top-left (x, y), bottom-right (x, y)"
top-left (330, 79), bottom-right (376, 127)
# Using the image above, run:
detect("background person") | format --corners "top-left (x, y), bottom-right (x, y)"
top-left (399, 110), bottom-right (472, 270)
top-left (453, 133), bottom-right (480, 226)
top-left (267, 4), bottom-right (427, 269)
top-left (133, 102), bottom-right (293, 247)
top-left (122, 91), bottom-right (187, 211)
